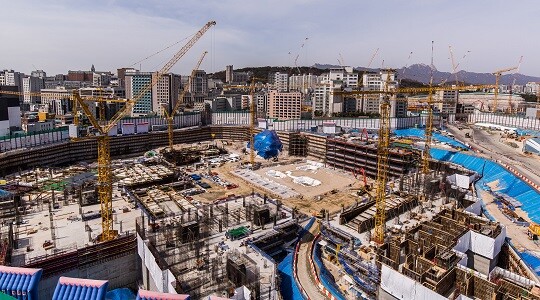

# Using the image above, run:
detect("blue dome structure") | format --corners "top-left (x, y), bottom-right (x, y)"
top-left (247, 130), bottom-right (283, 159)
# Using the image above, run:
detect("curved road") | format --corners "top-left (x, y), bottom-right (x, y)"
top-left (448, 125), bottom-right (540, 189)
top-left (295, 221), bottom-right (326, 300)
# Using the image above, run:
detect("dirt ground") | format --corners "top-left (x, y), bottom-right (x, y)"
top-left (191, 141), bottom-right (371, 215)
top-left (480, 189), bottom-right (540, 253)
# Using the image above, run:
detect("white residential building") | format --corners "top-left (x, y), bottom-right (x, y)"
top-left (525, 82), bottom-right (540, 94)
top-left (22, 76), bottom-right (45, 106)
top-left (360, 69), bottom-right (399, 116)
top-left (152, 73), bottom-right (181, 116)
top-left (289, 74), bottom-right (320, 94)
top-left (272, 72), bottom-right (289, 92)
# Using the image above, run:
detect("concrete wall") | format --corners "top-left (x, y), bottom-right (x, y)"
top-left (470, 110), bottom-right (540, 131)
top-left (37, 251), bottom-right (138, 299)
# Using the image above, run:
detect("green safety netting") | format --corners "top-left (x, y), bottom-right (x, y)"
top-left (227, 226), bottom-right (249, 239)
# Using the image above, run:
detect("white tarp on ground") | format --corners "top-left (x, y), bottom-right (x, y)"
top-left (296, 165), bottom-right (318, 172)
top-left (285, 171), bottom-right (321, 186)
top-left (307, 160), bottom-right (324, 168)
top-left (380, 264), bottom-right (447, 300)
top-left (266, 170), bottom-right (286, 178)
top-left (293, 176), bottom-right (321, 187)
top-left (296, 160), bottom-right (324, 171)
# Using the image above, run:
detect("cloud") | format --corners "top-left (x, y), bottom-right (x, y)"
top-left (0, 0), bottom-right (539, 76)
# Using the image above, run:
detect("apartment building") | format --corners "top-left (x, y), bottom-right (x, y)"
top-left (268, 90), bottom-right (302, 120)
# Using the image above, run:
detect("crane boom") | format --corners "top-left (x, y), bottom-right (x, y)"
top-left (105, 21), bottom-right (216, 132)
top-left (166, 50), bottom-right (208, 150)
top-left (492, 56), bottom-right (522, 112)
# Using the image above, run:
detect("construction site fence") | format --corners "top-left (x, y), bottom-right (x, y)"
top-left (312, 240), bottom-right (347, 300)
top-left (0, 129), bottom-right (69, 153)
top-left (469, 110), bottom-right (540, 131)
top-left (212, 111), bottom-right (435, 132)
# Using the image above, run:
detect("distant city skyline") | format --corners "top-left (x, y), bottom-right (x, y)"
top-left (1, 0), bottom-right (539, 77)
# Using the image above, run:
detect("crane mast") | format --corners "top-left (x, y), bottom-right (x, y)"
top-left (492, 57), bottom-right (521, 113)
top-left (373, 69), bottom-right (393, 244)
top-left (74, 21), bottom-right (215, 242)
top-left (166, 50), bottom-right (208, 150)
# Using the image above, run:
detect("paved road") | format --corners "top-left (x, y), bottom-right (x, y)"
top-left (295, 221), bottom-right (326, 300)
top-left (448, 125), bottom-right (540, 189)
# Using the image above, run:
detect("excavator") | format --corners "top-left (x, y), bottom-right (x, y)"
top-left (353, 167), bottom-right (372, 196)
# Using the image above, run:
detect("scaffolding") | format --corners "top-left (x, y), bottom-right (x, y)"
top-left (288, 132), bottom-right (308, 157)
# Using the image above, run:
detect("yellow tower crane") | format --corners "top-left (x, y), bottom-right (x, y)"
top-left (373, 69), bottom-right (394, 244)
top-left (248, 78), bottom-right (269, 169)
top-left (507, 56), bottom-right (523, 114)
top-left (73, 21), bottom-right (215, 242)
top-left (335, 83), bottom-right (496, 244)
top-left (492, 57), bottom-right (522, 112)
top-left (422, 42), bottom-right (436, 175)
top-left (164, 50), bottom-right (208, 150)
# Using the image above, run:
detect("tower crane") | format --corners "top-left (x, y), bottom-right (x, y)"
top-left (422, 41), bottom-right (436, 175)
top-left (73, 21), bottom-right (215, 242)
top-left (507, 56), bottom-right (524, 114)
top-left (334, 83), bottom-right (495, 244)
top-left (164, 50), bottom-right (208, 150)
top-left (367, 48), bottom-right (380, 69)
top-left (373, 69), bottom-right (393, 244)
top-left (247, 77), bottom-right (267, 169)
top-left (492, 56), bottom-right (522, 112)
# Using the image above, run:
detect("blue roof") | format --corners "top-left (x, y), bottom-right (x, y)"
top-left (0, 266), bottom-right (42, 300)
top-left (52, 277), bottom-right (108, 300)
top-left (393, 128), bottom-right (469, 149)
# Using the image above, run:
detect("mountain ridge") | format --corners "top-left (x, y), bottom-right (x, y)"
top-left (313, 63), bottom-right (540, 85)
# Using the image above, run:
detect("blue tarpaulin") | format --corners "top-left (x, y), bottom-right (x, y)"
top-left (247, 130), bottom-right (283, 159)
top-left (516, 128), bottom-right (540, 137)
top-left (394, 128), bottom-right (469, 149)
top-left (106, 288), bottom-right (136, 300)
top-left (277, 253), bottom-right (304, 300)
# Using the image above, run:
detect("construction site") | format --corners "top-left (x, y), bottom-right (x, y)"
top-left (2, 18), bottom-right (540, 300)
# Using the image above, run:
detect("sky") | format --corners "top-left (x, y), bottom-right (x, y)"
top-left (1, 0), bottom-right (539, 77)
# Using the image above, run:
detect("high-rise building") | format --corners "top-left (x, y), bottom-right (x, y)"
top-left (22, 76), bottom-right (44, 107)
top-left (225, 65), bottom-right (234, 83)
top-left (152, 73), bottom-right (181, 116)
top-left (272, 72), bottom-right (289, 92)
top-left (2, 70), bottom-right (24, 87)
top-left (190, 70), bottom-right (208, 95)
top-left (312, 82), bottom-right (344, 116)
top-left (321, 67), bottom-right (358, 88)
top-left (31, 70), bottom-right (47, 79)
top-left (268, 90), bottom-right (302, 120)
top-left (360, 69), bottom-right (399, 116)
top-left (117, 68), bottom-right (136, 88)
top-left (435, 90), bottom-right (458, 114)
top-left (289, 74), bottom-right (320, 94)
top-left (125, 70), bottom-right (152, 117)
